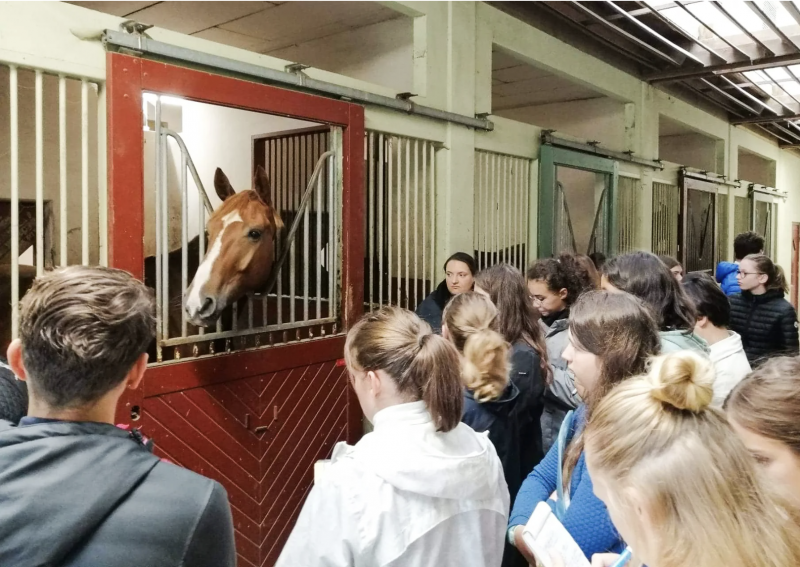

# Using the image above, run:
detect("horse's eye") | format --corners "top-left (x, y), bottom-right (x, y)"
top-left (248, 229), bottom-right (262, 241)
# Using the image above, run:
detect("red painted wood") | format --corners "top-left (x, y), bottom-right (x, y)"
top-left (140, 59), bottom-right (351, 126)
top-left (106, 54), bottom-right (367, 565)
top-left (107, 53), bottom-right (145, 427)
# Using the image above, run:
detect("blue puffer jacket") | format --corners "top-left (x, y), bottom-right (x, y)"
top-left (716, 262), bottom-right (740, 296)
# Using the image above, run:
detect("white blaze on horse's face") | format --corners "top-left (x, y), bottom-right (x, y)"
top-left (185, 211), bottom-right (241, 325)
top-left (184, 166), bottom-right (282, 327)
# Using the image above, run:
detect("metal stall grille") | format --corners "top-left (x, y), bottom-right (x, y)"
top-left (364, 132), bottom-right (438, 312)
top-left (616, 176), bottom-right (640, 254)
top-left (651, 181), bottom-right (680, 257)
top-left (1, 63), bottom-right (105, 351)
top-left (473, 150), bottom-right (531, 272)
top-left (753, 198), bottom-right (778, 257)
top-left (734, 196), bottom-right (751, 240)
top-left (717, 194), bottom-right (729, 265)
top-left (149, 102), bottom-right (341, 363)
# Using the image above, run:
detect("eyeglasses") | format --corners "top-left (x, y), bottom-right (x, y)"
top-left (737, 270), bottom-right (763, 278)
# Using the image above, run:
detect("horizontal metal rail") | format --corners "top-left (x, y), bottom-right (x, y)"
top-left (160, 316), bottom-right (336, 347)
top-left (102, 29), bottom-right (494, 131)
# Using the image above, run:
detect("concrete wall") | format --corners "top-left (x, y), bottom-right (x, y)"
top-left (738, 148), bottom-right (777, 187)
top-left (659, 133), bottom-right (722, 173)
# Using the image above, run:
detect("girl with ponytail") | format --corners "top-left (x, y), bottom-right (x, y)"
top-left (583, 351), bottom-right (800, 567)
top-left (443, 292), bottom-right (521, 499)
top-left (277, 307), bottom-right (509, 567)
top-left (729, 253), bottom-right (799, 364)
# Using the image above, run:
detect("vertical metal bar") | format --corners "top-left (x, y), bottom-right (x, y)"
top-left (198, 174), bottom-right (205, 337)
top-left (59, 75), bottom-right (67, 266)
top-left (96, 82), bottom-right (108, 267)
top-left (502, 156), bottom-right (508, 265)
top-left (277, 138), bottom-right (284, 326)
top-left (429, 143), bottom-right (435, 294)
top-left (81, 79), bottom-right (89, 264)
top-left (378, 134), bottom-right (385, 307)
top-left (160, 116), bottom-right (169, 339)
top-left (181, 150), bottom-right (188, 337)
top-left (396, 138), bottom-right (401, 306)
top-left (421, 140), bottom-right (427, 299)
top-left (483, 152), bottom-right (488, 270)
top-left (405, 138), bottom-right (410, 309)
top-left (154, 98), bottom-right (163, 343)
top-left (413, 139), bottom-right (418, 309)
top-left (327, 141), bottom-right (335, 319)
top-left (368, 133), bottom-right (375, 311)
top-left (34, 70), bottom-right (44, 276)
top-left (387, 137), bottom-right (393, 304)
top-left (289, 141), bottom-right (296, 324)
top-left (9, 66), bottom-right (20, 339)
top-left (303, 161), bottom-right (310, 323)
top-left (316, 161), bottom-right (323, 319)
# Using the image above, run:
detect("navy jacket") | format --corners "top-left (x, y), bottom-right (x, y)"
top-left (509, 341), bottom-right (546, 480)
top-left (414, 280), bottom-right (452, 334)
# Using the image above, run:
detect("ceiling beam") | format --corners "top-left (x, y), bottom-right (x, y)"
top-left (647, 51), bottom-right (800, 82)
top-left (745, 1), bottom-right (800, 51)
top-left (731, 113), bottom-right (800, 125)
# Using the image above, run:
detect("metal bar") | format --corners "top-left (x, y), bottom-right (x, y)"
top-left (718, 75), bottom-right (782, 114)
top-left (154, 98), bottom-right (162, 345)
top-left (699, 78), bottom-right (761, 115)
top-left (160, 123), bottom-right (169, 339)
top-left (396, 138), bottom-right (401, 306)
top-left (303, 157), bottom-right (310, 322)
top-left (483, 152), bottom-right (488, 270)
top-left (771, 122), bottom-right (800, 142)
top-left (413, 139), bottom-right (418, 309)
top-left (605, 0), bottom-right (706, 64)
top-left (745, 1), bottom-right (800, 51)
top-left (103, 30), bottom-right (494, 131)
top-left (784, 1), bottom-right (800, 29)
top-left (162, 129), bottom-right (213, 214)
top-left (711, 1), bottom-right (774, 56)
top-left (493, 153), bottom-right (498, 264)
top-left (569, 1), bottom-right (682, 66)
top-left (760, 68), bottom-right (800, 107)
top-left (405, 138), bottom-right (410, 309)
top-left (430, 143), bottom-right (435, 294)
top-left (81, 80), bottom-right (89, 264)
top-left (378, 134), bottom-right (385, 308)
top-left (160, 317), bottom-right (337, 346)
top-left (388, 138), bottom-right (393, 305)
top-left (421, 140), bottom-right (427, 296)
top-left (181, 149), bottom-right (188, 337)
top-left (502, 155), bottom-right (508, 264)
top-left (9, 66), bottom-right (19, 339)
top-left (35, 70), bottom-right (44, 276)
top-left (731, 111), bottom-right (800, 124)
top-left (329, 132), bottom-right (338, 319)
top-left (316, 158), bottom-right (323, 318)
top-left (289, 139), bottom-right (297, 324)
top-left (198, 168), bottom-right (205, 337)
top-left (672, 1), bottom-right (748, 60)
top-left (368, 133), bottom-right (375, 310)
top-left (541, 133), bottom-right (664, 169)
top-left (59, 75), bottom-right (67, 266)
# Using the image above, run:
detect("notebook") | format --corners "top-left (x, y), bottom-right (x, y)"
top-left (522, 502), bottom-right (591, 567)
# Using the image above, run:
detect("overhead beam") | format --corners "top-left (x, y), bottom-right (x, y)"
top-left (745, 1), bottom-right (800, 51)
top-left (647, 51), bottom-right (800, 82)
top-left (731, 113), bottom-right (800, 125)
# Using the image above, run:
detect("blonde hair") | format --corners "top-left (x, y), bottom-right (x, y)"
top-left (586, 351), bottom-right (800, 567)
top-left (345, 306), bottom-right (463, 432)
top-left (443, 292), bottom-right (509, 402)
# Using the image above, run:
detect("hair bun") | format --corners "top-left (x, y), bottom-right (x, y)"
top-left (648, 351), bottom-right (714, 412)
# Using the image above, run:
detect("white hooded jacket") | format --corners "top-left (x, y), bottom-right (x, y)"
top-left (276, 401), bottom-right (510, 567)
top-left (709, 331), bottom-right (751, 407)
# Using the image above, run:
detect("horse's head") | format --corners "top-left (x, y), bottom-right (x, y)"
top-left (185, 165), bottom-right (283, 327)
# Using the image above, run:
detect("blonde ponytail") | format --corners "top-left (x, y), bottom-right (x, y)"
top-left (585, 351), bottom-right (800, 567)
top-left (443, 292), bottom-right (510, 402)
top-left (462, 328), bottom-right (509, 402)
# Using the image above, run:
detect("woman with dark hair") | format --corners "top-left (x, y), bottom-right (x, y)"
top-left (415, 252), bottom-right (476, 334)
top-left (601, 251), bottom-right (707, 353)
top-left (526, 254), bottom-right (595, 453)
top-left (729, 253), bottom-right (799, 364)
top-left (507, 291), bottom-right (660, 564)
top-left (659, 254), bottom-right (684, 281)
top-left (474, 264), bottom-right (550, 478)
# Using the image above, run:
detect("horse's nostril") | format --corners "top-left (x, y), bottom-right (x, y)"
top-left (199, 296), bottom-right (216, 317)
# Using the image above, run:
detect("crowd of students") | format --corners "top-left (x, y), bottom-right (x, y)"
top-left (0, 230), bottom-right (799, 567)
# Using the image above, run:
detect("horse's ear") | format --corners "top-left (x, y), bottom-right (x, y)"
top-left (214, 168), bottom-right (235, 201)
top-left (253, 165), bottom-right (273, 206)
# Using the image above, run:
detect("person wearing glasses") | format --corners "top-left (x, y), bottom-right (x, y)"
top-left (729, 254), bottom-right (799, 365)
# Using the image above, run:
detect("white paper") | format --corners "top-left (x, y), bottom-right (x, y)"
top-left (522, 502), bottom-right (591, 567)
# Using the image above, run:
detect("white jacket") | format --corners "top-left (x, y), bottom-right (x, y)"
top-left (276, 401), bottom-right (510, 567)
top-left (710, 331), bottom-right (751, 407)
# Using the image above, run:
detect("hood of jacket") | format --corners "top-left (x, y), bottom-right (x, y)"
top-left (464, 380), bottom-right (519, 419)
top-left (716, 261), bottom-right (739, 281)
top-left (0, 420), bottom-right (160, 566)
top-left (659, 330), bottom-right (709, 353)
top-left (342, 401), bottom-right (504, 501)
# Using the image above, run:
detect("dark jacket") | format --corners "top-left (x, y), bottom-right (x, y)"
top-left (510, 341), bottom-right (546, 480)
top-left (414, 280), bottom-right (452, 334)
top-left (0, 360), bottom-right (27, 424)
top-left (462, 381), bottom-right (522, 501)
top-left (0, 419), bottom-right (236, 567)
top-left (539, 314), bottom-right (579, 455)
top-left (729, 289), bottom-right (800, 365)
top-left (716, 261), bottom-right (741, 296)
